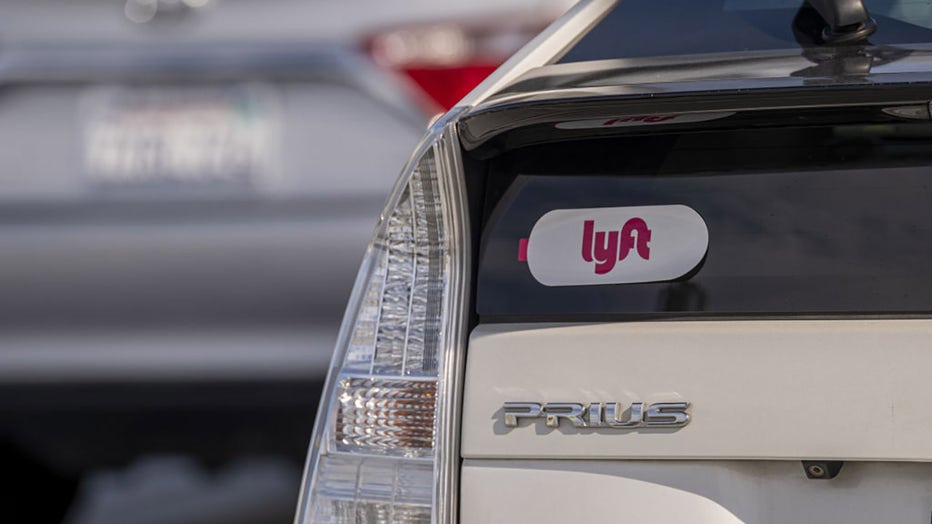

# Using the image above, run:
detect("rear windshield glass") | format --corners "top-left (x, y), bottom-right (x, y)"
top-left (560, 0), bottom-right (932, 62)
top-left (477, 123), bottom-right (932, 320)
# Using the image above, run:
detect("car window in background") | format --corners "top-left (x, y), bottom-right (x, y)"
top-left (560, 0), bottom-right (932, 62)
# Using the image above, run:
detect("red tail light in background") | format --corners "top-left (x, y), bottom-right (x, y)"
top-left (366, 10), bottom-right (563, 115)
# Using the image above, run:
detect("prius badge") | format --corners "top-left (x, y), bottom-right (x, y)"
top-left (503, 401), bottom-right (690, 429)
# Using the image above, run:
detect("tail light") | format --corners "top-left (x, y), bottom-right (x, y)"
top-left (296, 2), bottom-right (617, 521)
top-left (294, 111), bottom-right (470, 524)
top-left (365, 10), bottom-right (564, 114)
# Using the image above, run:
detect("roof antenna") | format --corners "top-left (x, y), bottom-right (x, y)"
top-left (804, 0), bottom-right (877, 44)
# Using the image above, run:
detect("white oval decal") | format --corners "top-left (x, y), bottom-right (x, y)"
top-left (525, 205), bottom-right (708, 287)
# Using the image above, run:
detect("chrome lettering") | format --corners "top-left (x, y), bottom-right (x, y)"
top-left (604, 401), bottom-right (644, 428)
top-left (502, 402), bottom-right (542, 427)
top-left (503, 401), bottom-right (688, 430)
top-left (644, 402), bottom-right (690, 427)
top-left (543, 402), bottom-right (587, 428)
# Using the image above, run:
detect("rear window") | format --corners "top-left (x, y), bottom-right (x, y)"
top-left (560, 0), bottom-right (932, 63)
top-left (476, 122), bottom-right (932, 320)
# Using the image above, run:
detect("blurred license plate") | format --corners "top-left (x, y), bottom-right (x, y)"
top-left (81, 85), bottom-right (277, 189)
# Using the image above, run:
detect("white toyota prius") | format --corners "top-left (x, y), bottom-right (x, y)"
top-left (296, 0), bottom-right (932, 522)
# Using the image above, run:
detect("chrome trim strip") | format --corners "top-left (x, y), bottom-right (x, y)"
top-left (432, 115), bottom-right (471, 524)
top-left (457, 0), bottom-right (619, 108)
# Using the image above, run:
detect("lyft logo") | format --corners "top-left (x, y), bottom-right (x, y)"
top-left (523, 205), bottom-right (709, 287)
top-left (555, 111), bottom-right (736, 130)
top-left (581, 218), bottom-right (652, 274)
top-left (601, 115), bottom-right (676, 125)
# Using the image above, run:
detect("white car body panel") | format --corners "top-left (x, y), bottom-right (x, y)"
top-left (462, 320), bottom-right (932, 460)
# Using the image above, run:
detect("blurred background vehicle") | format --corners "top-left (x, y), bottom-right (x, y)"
top-left (0, 0), bottom-right (569, 522)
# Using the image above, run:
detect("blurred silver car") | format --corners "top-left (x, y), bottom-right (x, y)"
top-left (0, 0), bottom-right (566, 522)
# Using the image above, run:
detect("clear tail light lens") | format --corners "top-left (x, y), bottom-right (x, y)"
top-left (365, 9), bottom-right (566, 113)
top-left (297, 1), bottom-right (613, 518)
top-left (295, 113), bottom-right (469, 524)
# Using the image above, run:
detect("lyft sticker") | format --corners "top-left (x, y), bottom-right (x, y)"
top-left (555, 111), bottom-right (735, 130)
top-left (524, 205), bottom-right (708, 286)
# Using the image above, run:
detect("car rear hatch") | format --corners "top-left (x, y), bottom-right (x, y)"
top-left (457, 56), bottom-right (932, 522)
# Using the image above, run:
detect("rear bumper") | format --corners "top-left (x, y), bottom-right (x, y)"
top-left (461, 459), bottom-right (932, 523)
